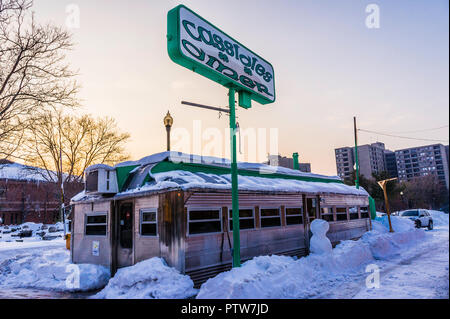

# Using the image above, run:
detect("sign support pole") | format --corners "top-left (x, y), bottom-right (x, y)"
top-left (229, 88), bottom-right (241, 267)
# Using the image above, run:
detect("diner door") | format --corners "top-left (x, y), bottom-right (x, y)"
top-left (117, 202), bottom-right (133, 267)
top-left (304, 196), bottom-right (319, 250)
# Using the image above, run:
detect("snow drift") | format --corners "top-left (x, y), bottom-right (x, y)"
top-left (0, 248), bottom-right (110, 292)
top-left (196, 218), bottom-right (426, 299)
top-left (94, 258), bottom-right (197, 299)
top-left (428, 210), bottom-right (449, 227)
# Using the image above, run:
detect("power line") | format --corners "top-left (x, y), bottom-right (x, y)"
top-left (380, 125), bottom-right (449, 134)
top-left (358, 129), bottom-right (449, 143)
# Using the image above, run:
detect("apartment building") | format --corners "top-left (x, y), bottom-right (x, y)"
top-left (266, 155), bottom-right (311, 173)
top-left (335, 147), bottom-right (355, 179)
top-left (395, 144), bottom-right (449, 189)
top-left (335, 142), bottom-right (450, 189)
top-left (335, 142), bottom-right (387, 180)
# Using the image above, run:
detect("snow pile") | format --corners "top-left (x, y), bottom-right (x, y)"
top-left (0, 247), bottom-right (110, 292)
top-left (428, 210), bottom-right (449, 227)
top-left (309, 219), bottom-right (332, 255)
top-left (376, 215), bottom-right (416, 233)
top-left (196, 219), bottom-right (426, 299)
top-left (94, 258), bottom-right (197, 299)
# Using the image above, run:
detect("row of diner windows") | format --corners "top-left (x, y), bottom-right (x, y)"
top-left (84, 204), bottom-right (370, 237)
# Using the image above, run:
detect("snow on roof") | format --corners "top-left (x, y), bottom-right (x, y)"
top-left (117, 169), bottom-right (368, 197)
top-left (86, 164), bottom-right (114, 171)
top-left (0, 162), bottom-right (57, 182)
top-left (113, 151), bottom-right (340, 180)
top-left (73, 152), bottom-right (368, 202)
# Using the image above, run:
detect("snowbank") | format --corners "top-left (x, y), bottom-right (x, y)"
top-left (0, 247), bottom-right (110, 292)
top-left (376, 215), bottom-right (416, 233)
top-left (429, 210), bottom-right (449, 226)
top-left (94, 258), bottom-right (197, 299)
top-left (197, 219), bottom-right (426, 299)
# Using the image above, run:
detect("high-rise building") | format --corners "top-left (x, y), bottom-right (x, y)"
top-left (357, 142), bottom-right (387, 178)
top-left (384, 150), bottom-right (398, 178)
top-left (335, 142), bottom-right (387, 180)
top-left (395, 144), bottom-right (449, 190)
top-left (335, 142), bottom-right (450, 190)
top-left (335, 147), bottom-right (355, 180)
top-left (445, 145), bottom-right (449, 170)
top-left (266, 155), bottom-right (311, 173)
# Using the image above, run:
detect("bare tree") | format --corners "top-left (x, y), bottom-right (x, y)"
top-left (22, 110), bottom-right (131, 183)
top-left (402, 175), bottom-right (447, 210)
top-left (0, 0), bottom-right (79, 158)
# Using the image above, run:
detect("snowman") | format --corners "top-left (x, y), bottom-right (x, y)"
top-left (310, 219), bottom-right (332, 254)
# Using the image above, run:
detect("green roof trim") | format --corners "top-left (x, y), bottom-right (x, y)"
top-left (150, 161), bottom-right (344, 184)
top-left (116, 165), bottom-right (139, 191)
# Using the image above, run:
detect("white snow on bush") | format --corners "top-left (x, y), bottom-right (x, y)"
top-left (94, 258), bottom-right (197, 299)
top-left (0, 247), bottom-right (110, 292)
top-left (197, 218), bottom-right (426, 299)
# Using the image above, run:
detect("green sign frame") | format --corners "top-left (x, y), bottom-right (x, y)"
top-left (167, 5), bottom-right (276, 107)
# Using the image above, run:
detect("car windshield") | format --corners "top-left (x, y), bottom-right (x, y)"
top-left (401, 210), bottom-right (419, 217)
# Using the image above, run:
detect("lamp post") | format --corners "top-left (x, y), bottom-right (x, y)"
top-left (400, 191), bottom-right (405, 209)
top-left (164, 111), bottom-right (173, 151)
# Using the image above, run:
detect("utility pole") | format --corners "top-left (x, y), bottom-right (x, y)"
top-left (354, 116), bottom-right (360, 189)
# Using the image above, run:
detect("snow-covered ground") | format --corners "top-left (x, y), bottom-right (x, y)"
top-left (197, 211), bottom-right (449, 299)
top-left (0, 240), bottom-right (110, 292)
top-left (0, 211), bottom-right (448, 299)
top-left (0, 224), bottom-right (110, 293)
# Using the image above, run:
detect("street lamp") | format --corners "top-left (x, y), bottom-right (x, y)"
top-left (400, 191), bottom-right (405, 209)
top-left (164, 111), bottom-right (173, 151)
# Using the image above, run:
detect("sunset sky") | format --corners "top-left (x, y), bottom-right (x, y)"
top-left (33, 0), bottom-right (449, 175)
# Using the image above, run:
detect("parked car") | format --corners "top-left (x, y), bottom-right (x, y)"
top-left (1, 226), bottom-right (11, 234)
top-left (42, 226), bottom-right (64, 240)
top-left (399, 209), bottom-right (433, 230)
top-left (18, 229), bottom-right (33, 238)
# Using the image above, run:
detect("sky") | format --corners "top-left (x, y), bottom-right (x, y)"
top-left (32, 0), bottom-right (449, 175)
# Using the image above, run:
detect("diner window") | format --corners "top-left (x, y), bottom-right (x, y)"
top-left (306, 198), bottom-right (317, 222)
top-left (85, 212), bottom-right (107, 236)
top-left (320, 207), bottom-right (334, 222)
top-left (336, 207), bottom-right (348, 221)
top-left (349, 206), bottom-right (359, 220)
top-left (260, 208), bottom-right (281, 228)
top-left (188, 209), bottom-right (222, 235)
top-left (140, 209), bottom-right (157, 236)
top-left (286, 207), bottom-right (303, 225)
top-left (360, 206), bottom-right (369, 219)
top-left (229, 208), bottom-right (255, 231)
